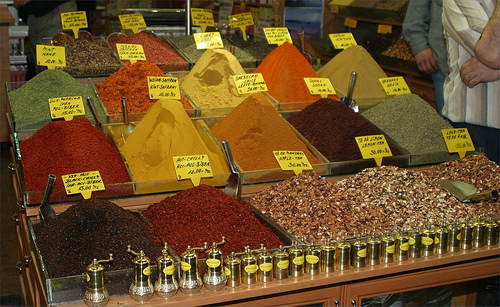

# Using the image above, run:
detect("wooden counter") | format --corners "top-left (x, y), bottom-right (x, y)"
top-left (1, 5), bottom-right (14, 142)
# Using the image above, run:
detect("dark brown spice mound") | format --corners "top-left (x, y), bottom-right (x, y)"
top-left (33, 198), bottom-right (161, 278)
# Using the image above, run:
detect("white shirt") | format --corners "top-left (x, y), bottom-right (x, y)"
top-left (442, 0), bottom-right (500, 129)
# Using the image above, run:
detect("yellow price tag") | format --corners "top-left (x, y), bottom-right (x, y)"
top-left (329, 33), bottom-right (357, 49)
top-left (263, 27), bottom-right (292, 45)
top-left (191, 8), bottom-right (214, 32)
top-left (193, 32), bottom-right (223, 49)
top-left (441, 128), bottom-right (475, 158)
top-left (61, 171), bottom-right (105, 199)
top-left (378, 24), bottom-right (392, 34)
top-left (49, 96), bottom-right (85, 121)
top-left (344, 18), bottom-right (357, 29)
top-left (232, 73), bottom-right (268, 95)
top-left (173, 155), bottom-right (213, 187)
top-left (61, 11), bottom-right (87, 39)
top-left (355, 135), bottom-right (393, 166)
top-left (116, 43), bottom-right (146, 64)
top-left (303, 77), bottom-right (336, 98)
top-left (36, 45), bottom-right (66, 69)
top-left (229, 12), bottom-right (254, 41)
top-left (118, 14), bottom-right (146, 34)
top-left (329, 0), bottom-right (354, 5)
top-left (379, 76), bottom-right (411, 96)
top-left (273, 151), bottom-right (313, 175)
top-left (330, 5), bottom-right (340, 14)
top-left (147, 76), bottom-right (181, 100)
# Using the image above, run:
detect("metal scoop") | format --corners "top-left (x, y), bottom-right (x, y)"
top-left (437, 179), bottom-right (498, 203)
top-left (86, 96), bottom-right (102, 132)
top-left (120, 97), bottom-right (135, 142)
top-left (39, 174), bottom-right (56, 225)
top-left (222, 140), bottom-right (241, 201)
top-left (340, 71), bottom-right (359, 113)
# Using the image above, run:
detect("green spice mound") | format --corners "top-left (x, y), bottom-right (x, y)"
top-left (8, 69), bottom-right (106, 131)
top-left (361, 93), bottom-right (453, 155)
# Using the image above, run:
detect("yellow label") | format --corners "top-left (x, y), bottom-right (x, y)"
top-left (86, 273), bottom-right (90, 282)
top-left (224, 267), bottom-right (231, 276)
top-left (379, 76), bottom-right (411, 96)
top-left (244, 264), bottom-right (258, 274)
top-left (143, 265), bottom-right (151, 276)
top-left (173, 155), bottom-right (213, 187)
top-left (355, 134), bottom-right (393, 166)
top-left (344, 18), bottom-right (357, 28)
top-left (147, 76), bottom-right (181, 100)
top-left (61, 171), bottom-right (105, 199)
top-left (49, 96), bottom-right (85, 121)
top-left (441, 128), bottom-right (475, 159)
top-left (260, 262), bottom-right (273, 272)
top-left (305, 255), bottom-right (319, 264)
top-left (263, 27), bottom-right (293, 45)
top-left (273, 150), bottom-right (313, 175)
top-left (434, 237), bottom-right (440, 244)
top-left (409, 237), bottom-right (416, 245)
top-left (229, 12), bottom-right (254, 41)
top-left (386, 245), bottom-right (395, 254)
top-left (61, 11), bottom-right (87, 38)
top-left (292, 255), bottom-right (304, 266)
top-left (163, 265), bottom-right (175, 275)
top-left (191, 8), bottom-right (214, 32)
top-left (277, 260), bottom-right (289, 270)
top-left (357, 248), bottom-right (367, 258)
top-left (329, 0), bottom-right (354, 5)
top-left (378, 24), bottom-right (392, 34)
top-left (457, 233), bottom-right (462, 241)
top-left (116, 43), bottom-right (146, 64)
top-left (193, 32), bottom-right (223, 49)
top-left (304, 77), bottom-right (336, 98)
top-left (329, 33), bottom-right (357, 49)
top-left (206, 259), bottom-right (221, 268)
top-left (400, 242), bottom-right (409, 251)
top-left (422, 237), bottom-right (434, 246)
top-left (233, 73), bottom-right (268, 95)
top-left (118, 13), bottom-right (146, 33)
top-left (330, 5), bottom-right (339, 14)
top-left (36, 45), bottom-right (66, 69)
top-left (181, 261), bottom-right (191, 271)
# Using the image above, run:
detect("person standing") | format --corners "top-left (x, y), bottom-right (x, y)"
top-left (403, 0), bottom-right (448, 116)
top-left (442, 0), bottom-right (499, 164)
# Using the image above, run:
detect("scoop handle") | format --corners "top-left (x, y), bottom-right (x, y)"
top-left (40, 174), bottom-right (56, 209)
top-left (86, 96), bottom-right (102, 131)
top-left (346, 71), bottom-right (357, 101)
top-left (222, 141), bottom-right (238, 174)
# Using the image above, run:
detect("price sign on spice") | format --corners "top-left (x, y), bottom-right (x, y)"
top-left (304, 77), bottom-right (336, 98)
top-left (61, 11), bottom-right (87, 39)
top-left (118, 13), bottom-right (146, 34)
top-left (36, 45), bottom-right (66, 69)
top-left (273, 151), bottom-right (313, 175)
top-left (263, 27), bottom-right (292, 45)
top-left (344, 18), bottom-right (357, 29)
top-left (233, 73), bottom-right (268, 95)
top-left (229, 12), bottom-right (254, 41)
top-left (49, 96), bottom-right (85, 121)
top-left (116, 43), bottom-right (146, 64)
top-left (441, 128), bottom-right (475, 158)
top-left (379, 76), bottom-right (411, 95)
top-left (355, 134), bottom-right (393, 166)
top-left (173, 155), bottom-right (213, 187)
top-left (147, 76), bottom-right (181, 100)
top-left (193, 32), bottom-right (223, 49)
top-left (329, 33), bottom-right (357, 49)
top-left (378, 24), bottom-right (392, 34)
top-left (190, 8), bottom-right (214, 32)
top-left (61, 171), bottom-right (105, 199)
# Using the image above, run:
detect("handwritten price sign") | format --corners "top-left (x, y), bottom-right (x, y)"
top-left (355, 134), bottom-right (392, 166)
top-left (441, 128), bottom-right (475, 158)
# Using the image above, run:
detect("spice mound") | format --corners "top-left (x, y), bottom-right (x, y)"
top-left (180, 48), bottom-right (249, 109)
top-left (362, 93), bottom-right (453, 155)
top-left (317, 45), bottom-right (391, 103)
top-left (8, 69), bottom-right (105, 131)
top-left (63, 39), bottom-right (123, 77)
top-left (252, 42), bottom-right (331, 103)
top-left (210, 92), bottom-right (322, 171)
top-left (33, 198), bottom-right (161, 278)
top-left (19, 117), bottom-right (130, 202)
top-left (286, 98), bottom-right (402, 161)
top-left (142, 184), bottom-right (285, 257)
top-left (119, 99), bottom-right (228, 182)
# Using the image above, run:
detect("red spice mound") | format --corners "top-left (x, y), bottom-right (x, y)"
top-left (142, 184), bottom-right (286, 257)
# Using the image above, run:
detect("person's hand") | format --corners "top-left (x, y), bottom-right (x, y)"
top-left (415, 48), bottom-right (439, 74)
top-left (13, 0), bottom-right (29, 8)
top-left (460, 57), bottom-right (500, 88)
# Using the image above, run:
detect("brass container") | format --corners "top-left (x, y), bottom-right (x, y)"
top-left (395, 231), bottom-right (409, 262)
top-left (321, 239), bottom-right (336, 273)
top-left (304, 243), bottom-right (321, 276)
top-left (460, 220), bottom-right (474, 250)
top-left (273, 247), bottom-right (289, 280)
top-left (203, 239), bottom-right (227, 291)
top-left (380, 233), bottom-right (395, 263)
top-left (257, 247), bottom-right (273, 282)
top-left (128, 247), bottom-right (154, 302)
top-left (289, 242), bottom-right (304, 277)
top-left (224, 252), bottom-right (241, 288)
top-left (434, 226), bottom-right (449, 255)
top-left (179, 246), bottom-right (204, 295)
top-left (351, 235), bottom-right (367, 268)
top-left (154, 243), bottom-right (178, 298)
top-left (335, 239), bottom-right (351, 271)
top-left (447, 222), bottom-right (462, 253)
top-left (241, 247), bottom-right (258, 285)
top-left (472, 219), bottom-right (486, 248)
top-left (366, 234), bottom-right (381, 266)
top-left (408, 228), bottom-right (422, 259)
top-left (485, 220), bottom-right (499, 246)
top-left (84, 254), bottom-right (113, 307)
top-left (421, 227), bottom-right (436, 257)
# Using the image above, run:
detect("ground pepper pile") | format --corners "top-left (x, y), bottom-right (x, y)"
top-left (63, 39), bottom-right (123, 77)
top-left (210, 92), bottom-right (322, 171)
top-left (286, 98), bottom-right (401, 161)
top-left (142, 184), bottom-right (285, 257)
top-left (109, 31), bottom-right (189, 70)
top-left (33, 198), bottom-right (161, 278)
